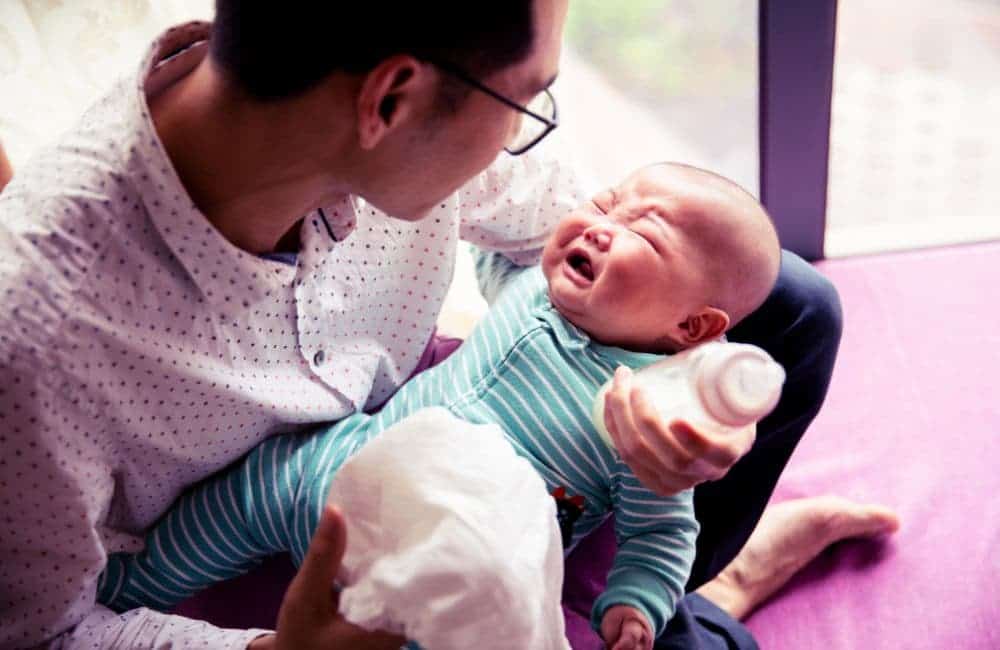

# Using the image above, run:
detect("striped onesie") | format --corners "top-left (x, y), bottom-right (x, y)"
top-left (98, 264), bottom-right (699, 637)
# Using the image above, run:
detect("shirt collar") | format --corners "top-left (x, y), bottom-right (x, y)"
top-left (123, 22), bottom-right (349, 306)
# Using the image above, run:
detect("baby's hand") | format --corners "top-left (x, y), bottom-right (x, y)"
top-left (600, 605), bottom-right (654, 650)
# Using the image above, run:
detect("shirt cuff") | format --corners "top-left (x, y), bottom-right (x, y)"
top-left (230, 628), bottom-right (274, 650)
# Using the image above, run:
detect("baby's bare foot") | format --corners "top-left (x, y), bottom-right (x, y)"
top-left (696, 496), bottom-right (900, 620)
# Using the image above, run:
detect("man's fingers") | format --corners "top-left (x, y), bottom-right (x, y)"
top-left (604, 367), bottom-right (634, 453)
top-left (627, 386), bottom-right (695, 470)
top-left (671, 419), bottom-right (755, 470)
top-left (603, 367), bottom-right (758, 495)
top-left (289, 504), bottom-right (347, 609)
top-left (606, 369), bottom-right (684, 469)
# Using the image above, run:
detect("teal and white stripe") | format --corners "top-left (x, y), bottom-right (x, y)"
top-left (98, 264), bottom-right (698, 638)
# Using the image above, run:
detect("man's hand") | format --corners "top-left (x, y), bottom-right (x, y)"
top-left (249, 505), bottom-right (406, 650)
top-left (603, 366), bottom-right (756, 497)
top-left (600, 605), bottom-right (654, 650)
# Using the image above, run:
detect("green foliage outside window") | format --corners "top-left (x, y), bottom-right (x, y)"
top-left (563, 0), bottom-right (756, 160)
top-left (565, 0), bottom-right (754, 105)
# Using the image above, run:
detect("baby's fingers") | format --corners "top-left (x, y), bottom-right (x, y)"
top-left (611, 619), bottom-right (652, 650)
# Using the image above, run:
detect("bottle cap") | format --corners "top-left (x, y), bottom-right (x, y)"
top-left (696, 344), bottom-right (785, 427)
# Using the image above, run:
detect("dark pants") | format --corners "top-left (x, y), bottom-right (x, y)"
top-left (174, 250), bottom-right (842, 649)
top-left (564, 250), bottom-right (843, 649)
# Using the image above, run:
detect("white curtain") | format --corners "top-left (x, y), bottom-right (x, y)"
top-left (0, 0), bottom-right (212, 166)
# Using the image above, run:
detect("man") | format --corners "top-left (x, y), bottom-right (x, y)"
top-left (0, 2), bottom-right (895, 649)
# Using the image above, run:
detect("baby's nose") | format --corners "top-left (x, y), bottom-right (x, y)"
top-left (584, 226), bottom-right (613, 251)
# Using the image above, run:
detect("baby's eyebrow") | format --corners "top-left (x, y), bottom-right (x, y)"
top-left (638, 202), bottom-right (674, 238)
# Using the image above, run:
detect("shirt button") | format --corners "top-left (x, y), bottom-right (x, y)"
top-left (313, 349), bottom-right (326, 366)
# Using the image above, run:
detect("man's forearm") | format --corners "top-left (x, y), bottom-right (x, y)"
top-left (42, 605), bottom-right (269, 650)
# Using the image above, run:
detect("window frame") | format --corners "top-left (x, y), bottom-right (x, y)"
top-left (759, 0), bottom-right (839, 261)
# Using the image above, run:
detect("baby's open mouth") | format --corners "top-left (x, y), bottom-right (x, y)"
top-left (568, 251), bottom-right (594, 281)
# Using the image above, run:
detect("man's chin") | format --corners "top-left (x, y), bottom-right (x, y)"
top-left (395, 203), bottom-right (435, 222)
top-left (363, 195), bottom-right (441, 222)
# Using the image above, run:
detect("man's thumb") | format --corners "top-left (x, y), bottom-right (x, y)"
top-left (293, 504), bottom-right (348, 601)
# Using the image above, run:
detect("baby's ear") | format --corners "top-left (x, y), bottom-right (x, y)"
top-left (678, 307), bottom-right (730, 345)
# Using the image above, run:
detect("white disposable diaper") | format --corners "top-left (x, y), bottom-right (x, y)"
top-left (328, 407), bottom-right (570, 650)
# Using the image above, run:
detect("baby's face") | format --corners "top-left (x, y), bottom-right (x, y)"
top-left (541, 165), bottom-right (724, 352)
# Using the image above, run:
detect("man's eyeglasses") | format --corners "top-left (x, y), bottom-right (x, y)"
top-left (427, 59), bottom-right (558, 156)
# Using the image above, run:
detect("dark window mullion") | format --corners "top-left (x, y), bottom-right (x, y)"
top-left (759, 0), bottom-right (839, 261)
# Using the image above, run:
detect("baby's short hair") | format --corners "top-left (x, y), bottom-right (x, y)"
top-left (648, 162), bottom-right (782, 328)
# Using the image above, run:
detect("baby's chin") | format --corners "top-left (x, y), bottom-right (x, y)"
top-left (544, 277), bottom-right (574, 320)
top-left (545, 277), bottom-right (595, 333)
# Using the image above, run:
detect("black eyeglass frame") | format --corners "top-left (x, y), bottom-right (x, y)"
top-left (426, 59), bottom-right (559, 155)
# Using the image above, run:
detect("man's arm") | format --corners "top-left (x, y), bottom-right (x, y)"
top-left (0, 237), bottom-right (392, 649)
top-left (457, 137), bottom-right (590, 267)
top-left (0, 340), bottom-right (402, 650)
top-left (0, 197), bottom-right (270, 647)
top-left (0, 349), bottom-right (271, 649)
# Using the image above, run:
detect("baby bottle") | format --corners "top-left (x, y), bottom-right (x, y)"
top-left (592, 341), bottom-right (786, 450)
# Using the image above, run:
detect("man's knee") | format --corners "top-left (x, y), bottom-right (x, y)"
top-left (774, 250), bottom-right (843, 352)
top-left (733, 250), bottom-right (843, 366)
top-left (728, 250), bottom-right (843, 426)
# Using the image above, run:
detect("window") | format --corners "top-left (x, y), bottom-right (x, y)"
top-left (558, 0), bottom-right (758, 194)
top-left (825, 0), bottom-right (1000, 256)
top-left (0, 0), bottom-right (212, 165)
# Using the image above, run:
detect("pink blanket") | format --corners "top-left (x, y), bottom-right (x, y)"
top-left (744, 243), bottom-right (1000, 649)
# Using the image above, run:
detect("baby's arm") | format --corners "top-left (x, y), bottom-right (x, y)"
top-left (593, 471), bottom-right (699, 645)
top-left (98, 432), bottom-right (319, 613)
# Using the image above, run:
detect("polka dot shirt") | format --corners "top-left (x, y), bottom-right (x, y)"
top-left (0, 22), bottom-right (586, 649)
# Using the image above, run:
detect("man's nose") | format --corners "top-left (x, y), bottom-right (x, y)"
top-left (583, 225), bottom-right (613, 252)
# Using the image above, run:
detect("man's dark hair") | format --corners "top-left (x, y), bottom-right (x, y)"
top-left (211, 2), bottom-right (535, 101)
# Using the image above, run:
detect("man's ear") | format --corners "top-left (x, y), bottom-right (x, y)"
top-left (355, 55), bottom-right (432, 150)
top-left (677, 307), bottom-right (730, 345)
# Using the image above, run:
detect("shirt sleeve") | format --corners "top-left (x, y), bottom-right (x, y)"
top-left (457, 137), bottom-right (590, 267)
top-left (0, 341), bottom-right (269, 650)
top-left (56, 607), bottom-right (270, 650)
top-left (591, 473), bottom-right (699, 638)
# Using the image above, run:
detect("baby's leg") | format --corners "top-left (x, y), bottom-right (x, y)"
top-left (98, 433), bottom-right (319, 612)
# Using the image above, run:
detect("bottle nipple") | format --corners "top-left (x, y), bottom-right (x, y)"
top-left (697, 345), bottom-right (785, 427)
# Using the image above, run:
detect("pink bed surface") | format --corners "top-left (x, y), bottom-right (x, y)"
top-left (744, 242), bottom-right (1000, 649)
